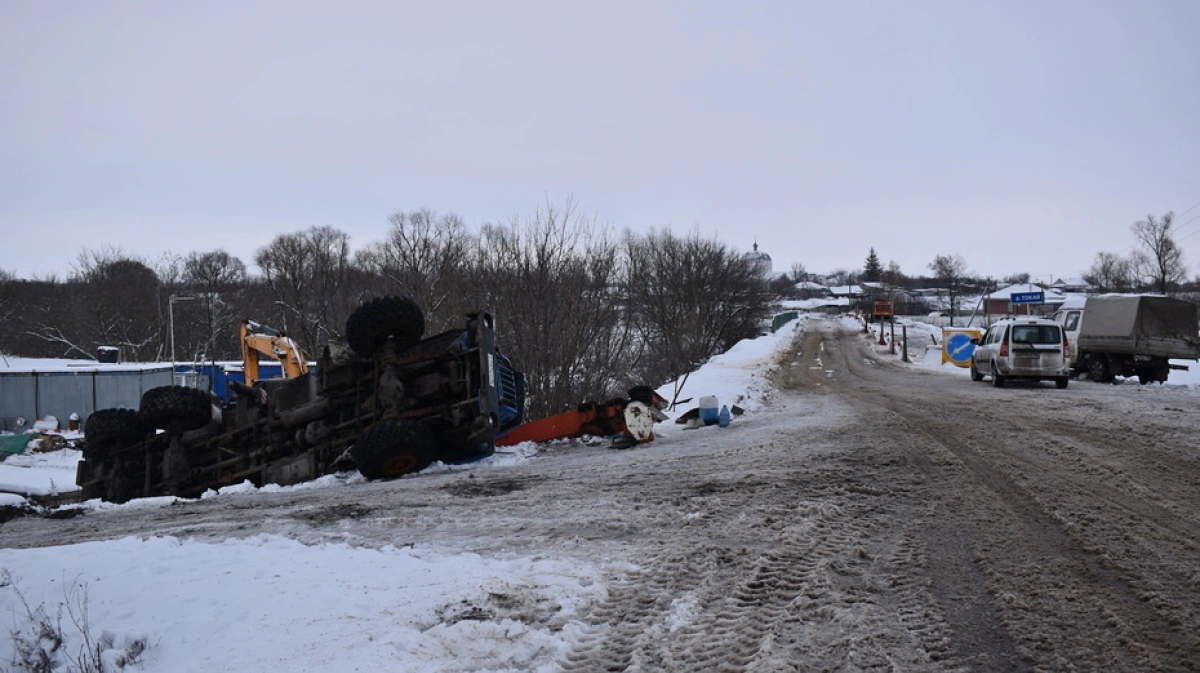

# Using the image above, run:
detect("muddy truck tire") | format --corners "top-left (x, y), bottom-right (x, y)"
top-left (139, 385), bottom-right (213, 433)
top-left (350, 418), bottom-right (437, 479)
top-left (83, 408), bottom-right (149, 461)
top-left (345, 295), bottom-right (425, 358)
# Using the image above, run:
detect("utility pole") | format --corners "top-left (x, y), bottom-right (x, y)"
top-left (169, 294), bottom-right (196, 363)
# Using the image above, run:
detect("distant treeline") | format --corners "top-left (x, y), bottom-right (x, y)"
top-left (0, 204), bottom-right (773, 418)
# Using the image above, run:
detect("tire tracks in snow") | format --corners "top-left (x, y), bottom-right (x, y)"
top-left (819, 321), bottom-right (1200, 672)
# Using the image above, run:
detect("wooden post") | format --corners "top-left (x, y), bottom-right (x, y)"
top-left (901, 325), bottom-right (910, 362)
top-left (889, 321), bottom-right (896, 355)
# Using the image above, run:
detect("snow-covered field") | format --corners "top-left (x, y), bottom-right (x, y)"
top-left (1, 312), bottom-right (1198, 672)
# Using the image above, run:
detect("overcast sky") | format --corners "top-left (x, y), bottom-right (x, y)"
top-left (3, 1), bottom-right (1198, 283)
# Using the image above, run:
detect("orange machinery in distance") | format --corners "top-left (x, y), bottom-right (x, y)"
top-left (239, 319), bottom-right (309, 384)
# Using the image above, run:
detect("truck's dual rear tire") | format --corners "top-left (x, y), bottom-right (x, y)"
top-left (351, 419), bottom-right (437, 480)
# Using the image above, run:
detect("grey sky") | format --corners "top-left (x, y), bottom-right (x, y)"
top-left (3, 1), bottom-right (1198, 282)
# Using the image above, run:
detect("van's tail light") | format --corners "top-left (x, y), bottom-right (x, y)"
top-left (1063, 333), bottom-right (1070, 359)
top-left (999, 339), bottom-right (1008, 357)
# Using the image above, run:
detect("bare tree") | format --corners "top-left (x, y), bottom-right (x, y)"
top-left (1082, 251), bottom-right (1136, 293)
top-left (787, 262), bottom-right (809, 284)
top-left (623, 228), bottom-right (773, 403)
top-left (928, 254), bottom-right (970, 321)
top-left (1132, 212), bottom-right (1186, 294)
top-left (468, 198), bottom-right (633, 418)
top-left (25, 249), bottom-right (167, 361)
top-left (255, 226), bottom-right (353, 356)
top-left (881, 260), bottom-right (906, 288)
top-left (184, 250), bottom-right (248, 361)
top-left (826, 268), bottom-right (856, 286)
top-left (356, 209), bottom-right (474, 333)
top-left (0, 271), bottom-right (18, 355)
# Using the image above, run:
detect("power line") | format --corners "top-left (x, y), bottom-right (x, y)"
top-left (1172, 211), bottom-right (1200, 240)
top-left (1177, 200), bottom-right (1200, 219)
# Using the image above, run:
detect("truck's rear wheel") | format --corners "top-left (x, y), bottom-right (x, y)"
top-left (351, 419), bottom-right (437, 480)
top-left (139, 386), bottom-right (212, 433)
top-left (83, 408), bottom-right (148, 460)
top-left (1087, 358), bottom-right (1111, 383)
top-left (345, 296), bottom-right (425, 359)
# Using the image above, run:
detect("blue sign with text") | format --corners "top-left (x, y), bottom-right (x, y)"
top-left (1010, 291), bottom-right (1045, 304)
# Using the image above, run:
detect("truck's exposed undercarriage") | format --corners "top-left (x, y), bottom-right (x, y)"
top-left (78, 296), bottom-right (525, 502)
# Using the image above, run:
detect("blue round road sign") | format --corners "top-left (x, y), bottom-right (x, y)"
top-left (946, 332), bottom-right (976, 364)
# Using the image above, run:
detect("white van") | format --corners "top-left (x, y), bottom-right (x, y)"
top-left (970, 318), bottom-right (1071, 388)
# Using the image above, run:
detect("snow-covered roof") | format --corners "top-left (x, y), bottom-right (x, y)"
top-left (780, 297), bottom-right (850, 310)
top-left (827, 285), bottom-right (865, 296)
top-left (0, 357), bottom-right (172, 374)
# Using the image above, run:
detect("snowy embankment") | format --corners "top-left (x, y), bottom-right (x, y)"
top-left (1, 318), bottom-right (807, 672)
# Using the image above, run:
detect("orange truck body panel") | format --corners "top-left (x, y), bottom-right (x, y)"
top-left (495, 400), bottom-right (629, 446)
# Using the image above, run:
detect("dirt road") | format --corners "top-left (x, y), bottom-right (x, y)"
top-left (4, 319), bottom-right (1200, 671)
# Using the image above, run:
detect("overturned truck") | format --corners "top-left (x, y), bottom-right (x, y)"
top-left (78, 296), bottom-right (526, 502)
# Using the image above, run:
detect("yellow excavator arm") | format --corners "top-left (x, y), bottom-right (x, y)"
top-left (240, 319), bottom-right (309, 383)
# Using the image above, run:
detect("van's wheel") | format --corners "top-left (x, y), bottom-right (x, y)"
top-left (345, 296), bottom-right (425, 359)
top-left (991, 362), bottom-right (1005, 387)
top-left (1087, 358), bottom-right (1111, 383)
top-left (970, 361), bottom-right (983, 382)
top-left (139, 386), bottom-right (212, 433)
top-left (83, 408), bottom-right (148, 460)
top-left (350, 419), bottom-right (437, 480)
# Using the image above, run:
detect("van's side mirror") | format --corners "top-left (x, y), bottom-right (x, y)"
top-left (970, 337), bottom-right (981, 345)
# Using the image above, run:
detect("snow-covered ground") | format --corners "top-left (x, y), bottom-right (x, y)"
top-left (1, 312), bottom-right (1197, 672)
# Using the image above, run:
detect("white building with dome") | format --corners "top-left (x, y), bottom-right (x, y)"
top-left (742, 242), bottom-right (773, 277)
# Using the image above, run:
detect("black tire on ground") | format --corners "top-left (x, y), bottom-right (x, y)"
top-left (106, 458), bottom-right (136, 503)
top-left (345, 296), bottom-right (425, 359)
top-left (1087, 357), bottom-right (1110, 383)
top-left (139, 385), bottom-right (212, 432)
top-left (83, 408), bottom-right (148, 460)
top-left (991, 362), bottom-right (1005, 388)
top-left (1055, 377), bottom-right (1069, 389)
top-left (350, 419), bottom-right (437, 480)
top-left (970, 361), bottom-right (984, 382)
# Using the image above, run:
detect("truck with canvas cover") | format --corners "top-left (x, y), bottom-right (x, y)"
top-left (76, 296), bottom-right (526, 502)
top-left (1052, 295), bottom-right (1200, 384)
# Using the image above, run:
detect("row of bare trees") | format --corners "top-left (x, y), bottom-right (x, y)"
top-left (0, 203), bottom-right (773, 418)
top-left (1083, 212), bottom-right (1192, 294)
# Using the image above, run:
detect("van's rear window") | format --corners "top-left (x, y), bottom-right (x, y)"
top-left (1010, 325), bottom-right (1061, 344)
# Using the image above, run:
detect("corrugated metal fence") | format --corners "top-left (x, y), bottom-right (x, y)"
top-left (0, 367), bottom-right (173, 432)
